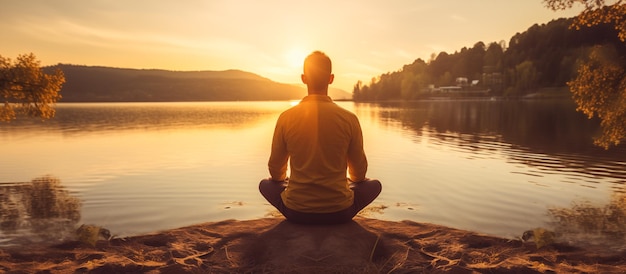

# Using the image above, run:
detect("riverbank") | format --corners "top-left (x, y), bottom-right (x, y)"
top-left (2, 218), bottom-right (625, 273)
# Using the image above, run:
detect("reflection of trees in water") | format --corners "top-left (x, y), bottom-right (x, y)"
top-left (363, 100), bottom-right (626, 163)
top-left (548, 194), bottom-right (626, 252)
top-left (375, 100), bottom-right (602, 151)
top-left (0, 176), bottom-right (81, 245)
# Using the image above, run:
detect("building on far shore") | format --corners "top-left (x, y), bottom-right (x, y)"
top-left (426, 83), bottom-right (489, 97)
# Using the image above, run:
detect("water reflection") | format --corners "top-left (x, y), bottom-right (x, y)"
top-left (356, 99), bottom-right (626, 185)
top-left (0, 176), bottom-right (81, 247)
top-left (548, 193), bottom-right (626, 252)
top-left (1, 101), bottom-right (624, 248)
top-left (355, 99), bottom-right (626, 244)
top-left (358, 100), bottom-right (604, 152)
top-left (0, 102), bottom-right (284, 136)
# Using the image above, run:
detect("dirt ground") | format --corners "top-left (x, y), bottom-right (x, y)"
top-left (1, 217), bottom-right (625, 273)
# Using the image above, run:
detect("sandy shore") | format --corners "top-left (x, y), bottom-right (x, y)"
top-left (1, 217), bottom-right (625, 273)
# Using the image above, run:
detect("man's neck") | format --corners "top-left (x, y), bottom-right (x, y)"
top-left (307, 88), bottom-right (328, 96)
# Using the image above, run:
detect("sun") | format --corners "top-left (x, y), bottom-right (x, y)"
top-left (284, 48), bottom-right (308, 69)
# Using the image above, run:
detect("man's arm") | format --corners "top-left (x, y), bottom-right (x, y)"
top-left (347, 118), bottom-right (368, 182)
top-left (268, 118), bottom-right (289, 182)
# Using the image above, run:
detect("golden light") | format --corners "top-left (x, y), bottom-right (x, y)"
top-left (284, 48), bottom-right (308, 69)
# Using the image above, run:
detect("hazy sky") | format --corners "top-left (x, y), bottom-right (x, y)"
top-left (0, 0), bottom-right (582, 91)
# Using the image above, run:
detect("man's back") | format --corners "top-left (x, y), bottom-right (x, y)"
top-left (269, 95), bottom-right (367, 213)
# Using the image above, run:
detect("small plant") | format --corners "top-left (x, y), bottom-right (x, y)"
top-left (521, 227), bottom-right (556, 248)
top-left (76, 224), bottom-right (112, 246)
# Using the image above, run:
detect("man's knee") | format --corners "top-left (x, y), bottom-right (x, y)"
top-left (258, 178), bottom-right (269, 189)
top-left (368, 179), bottom-right (381, 188)
top-left (258, 179), bottom-right (275, 195)
top-left (357, 179), bottom-right (382, 194)
top-left (259, 179), bottom-right (286, 198)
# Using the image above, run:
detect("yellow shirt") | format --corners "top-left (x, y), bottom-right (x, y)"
top-left (268, 95), bottom-right (368, 213)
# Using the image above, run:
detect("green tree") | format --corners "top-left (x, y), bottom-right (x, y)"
top-left (483, 42), bottom-right (505, 93)
top-left (0, 53), bottom-right (64, 122)
top-left (468, 41), bottom-right (486, 81)
top-left (484, 42), bottom-right (503, 69)
top-left (400, 58), bottom-right (430, 100)
top-left (352, 80), bottom-right (363, 101)
top-left (544, 0), bottom-right (626, 148)
top-left (514, 61), bottom-right (539, 94)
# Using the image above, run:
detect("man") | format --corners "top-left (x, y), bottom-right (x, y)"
top-left (259, 51), bottom-right (381, 225)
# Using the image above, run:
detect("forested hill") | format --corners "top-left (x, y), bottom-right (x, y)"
top-left (353, 16), bottom-right (626, 101)
top-left (45, 65), bottom-right (307, 102)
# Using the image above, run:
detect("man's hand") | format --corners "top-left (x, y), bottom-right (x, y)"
top-left (270, 177), bottom-right (289, 186)
top-left (348, 177), bottom-right (369, 183)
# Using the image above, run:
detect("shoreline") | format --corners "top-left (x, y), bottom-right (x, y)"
top-left (2, 218), bottom-right (625, 273)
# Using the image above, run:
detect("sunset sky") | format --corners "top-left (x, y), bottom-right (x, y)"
top-left (1, 0), bottom-right (582, 91)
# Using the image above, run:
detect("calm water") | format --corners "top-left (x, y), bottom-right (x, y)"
top-left (1, 100), bottom-right (625, 248)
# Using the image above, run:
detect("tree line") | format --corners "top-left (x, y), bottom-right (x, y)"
top-left (353, 16), bottom-right (625, 101)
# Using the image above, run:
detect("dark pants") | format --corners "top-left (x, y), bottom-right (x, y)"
top-left (259, 178), bottom-right (382, 225)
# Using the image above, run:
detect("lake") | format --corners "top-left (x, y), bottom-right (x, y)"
top-left (1, 100), bottom-right (625, 248)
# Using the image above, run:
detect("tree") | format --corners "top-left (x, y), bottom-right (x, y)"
top-left (569, 45), bottom-right (625, 148)
top-left (400, 58), bottom-right (430, 100)
top-left (0, 53), bottom-right (65, 122)
top-left (545, 0), bottom-right (626, 41)
top-left (400, 73), bottom-right (422, 100)
top-left (544, 0), bottom-right (626, 148)
top-left (484, 42), bottom-right (504, 69)
top-left (352, 80), bottom-right (363, 101)
top-left (506, 61), bottom-right (539, 96)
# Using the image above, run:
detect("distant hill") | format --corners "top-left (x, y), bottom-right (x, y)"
top-left (45, 65), bottom-right (310, 102)
top-left (288, 83), bottom-right (352, 100)
top-left (328, 88), bottom-right (352, 100)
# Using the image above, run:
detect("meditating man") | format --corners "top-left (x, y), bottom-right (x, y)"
top-left (259, 51), bottom-right (382, 224)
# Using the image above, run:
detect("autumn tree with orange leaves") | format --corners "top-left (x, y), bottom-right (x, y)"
top-left (545, 0), bottom-right (626, 148)
top-left (0, 53), bottom-right (65, 122)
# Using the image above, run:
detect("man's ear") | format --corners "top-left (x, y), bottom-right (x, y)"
top-left (301, 74), bottom-right (307, 84)
top-left (328, 74), bottom-right (334, 84)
